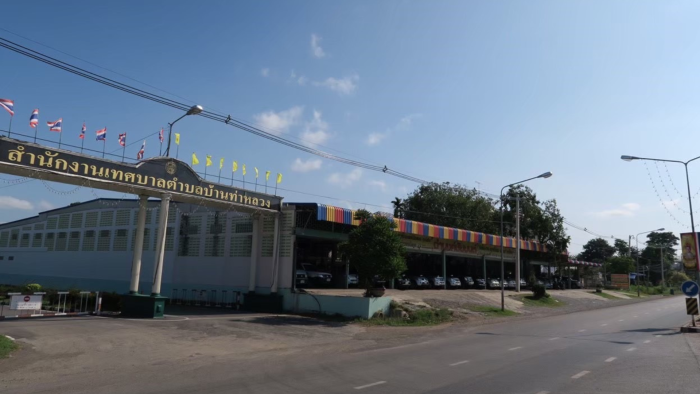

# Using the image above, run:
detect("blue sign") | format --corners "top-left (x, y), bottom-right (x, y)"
top-left (682, 281), bottom-right (699, 297)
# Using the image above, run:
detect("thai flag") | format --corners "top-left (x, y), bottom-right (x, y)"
top-left (95, 127), bottom-right (107, 141)
top-left (79, 123), bottom-right (86, 139)
top-left (136, 140), bottom-right (146, 160)
top-left (118, 133), bottom-right (126, 147)
top-left (47, 118), bottom-right (62, 132)
top-left (29, 109), bottom-right (39, 128)
top-left (159, 128), bottom-right (164, 143)
top-left (0, 99), bottom-right (14, 116)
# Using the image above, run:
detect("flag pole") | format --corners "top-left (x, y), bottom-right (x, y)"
top-left (159, 141), bottom-right (162, 156)
top-left (231, 170), bottom-right (234, 186)
top-left (121, 139), bottom-right (126, 162)
top-left (255, 177), bottom-right (258, 192)
top-left (33, 126), bottom-right (37, 143)
top-left (265, 179), bottom-right (268, 194)
top-left (8, 116), bottom-right (13, 138)
top-left (58, 130), bottom-right (63, 149)
top-left (204, 166), bottom-right (207, 180)
top-left (243, 175), bottom-right (246, 190)
top-left (176, 144), bottom-right (179, 159)
top-left (218, 168), bottom-right (222, 183)
top-left (102, 141), bottom-right (106, 158)
top-left (275, 180), bottom-right (279, 196)
top-left (80, 136), bottom-right (84, 153)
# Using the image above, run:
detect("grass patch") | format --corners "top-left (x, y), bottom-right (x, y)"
top-left (358, 308), bottom-right (453, 326)
top-left (471, 306), bottom-right (518, 317)
top-left (0, 335), bottom-right (18, 359)
top-left (517, 295), bottom-right (564, 308)
top-left (590, 291), bottom-right (618, 300)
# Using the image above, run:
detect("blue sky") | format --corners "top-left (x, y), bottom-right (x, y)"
top-left (1, 1), bottom-right (700, 253)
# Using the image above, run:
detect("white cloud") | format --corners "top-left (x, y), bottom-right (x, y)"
top-left (328, 168), bottom-right (362, 188)
top-left (260, 68), bottom-right (270, 77)
top-left (366, 114), bottom-right (421, 146)
top-left (37, 200), bottom-right (55, 211)
top-left (297, 75), bottom-right (308, 86)
top-left (300, 110), bottom-right (330, 146)
top-left (592, 202), bottom-right (641, 218)
top-left (291, 158), bottom-right (322, 172)
top-left (311, 34), bottom-right (326, 58)
top-left (368, 180), bottom-right (387, 192)
top-left (253, 106), bottom-right (304, 135)
top-left (313, 75), bottom-right (359, 95)
top-left (0, 196), bottom-right (33, 210)
top-left (289, 70), bottom-right (307, 86)
top-left (660, 199), bottom-right (680, 210)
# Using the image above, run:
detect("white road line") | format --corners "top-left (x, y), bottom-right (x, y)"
top-left (601, 323), bottom-right (608, 326)
top-left (627, 347), bottom-right (637, 352)
top-left (618, 319), bottom-right (625, 322)
top-left (509, 347), bottom-right (523, 351)
top-left (4, 335), bottom-right (15, 341)
top-left (534, 391), bottom-right (550, 394)
top-left (354, 381), bottom-right (387, 390)
top-left (571, 371), bottom-right (590, 379)
top-left (655, 335), bottom-right (662, 338)
top-left (578, 329), bottom-right (586, 332)
top-left (633, 315), bottom-right (638, 318)
top-left (645, 312), bottom-right (650, 315)
top-left (549, 337), bottom-right (560, 340)
top-left (449, 360), bottom-right (470, 366)
top-left (605, 357), bottom-right (617, 362)
top-left (643, 340), bottom-right (651, 344)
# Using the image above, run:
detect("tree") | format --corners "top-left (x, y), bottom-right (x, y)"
top-left (531, 199), bottom-right (571, 268)
top-left (640, 232), bottom-right (679, 285)
top-left (501, 185), bottom-right (544, 240)
top-left (578, 238), bottom-right (615, 263)
top-left (391, 197), bottom-right (405, 219)
top-left (614, 239), bottom-right (630, 257)
top-left (607, 256), bottom-right (635, 274)
top-left (339, 210), bottom-right (407, 294)
top-left (402, 182), bottom-right (498, 234)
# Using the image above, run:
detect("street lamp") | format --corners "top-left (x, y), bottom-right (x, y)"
top-left (165, 105), bottom-right (203, 157)
top-left (500, 171), bottom-right (552, 311)
top-left (632, 228), bottom-right (664, 297)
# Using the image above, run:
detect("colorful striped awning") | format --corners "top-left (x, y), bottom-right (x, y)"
top-left (316, 204), bottom-right (547, 252)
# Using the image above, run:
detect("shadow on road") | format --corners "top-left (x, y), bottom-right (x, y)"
top-left (240, 315), bottom-right (351, 328)
top-left (474, 331), bottom-right (634, 344)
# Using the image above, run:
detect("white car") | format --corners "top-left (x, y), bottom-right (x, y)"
top-left (447, 276), bottom-right (462, 288)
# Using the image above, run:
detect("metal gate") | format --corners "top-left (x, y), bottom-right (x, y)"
top-left (0, 290), bottom-right (99, 319)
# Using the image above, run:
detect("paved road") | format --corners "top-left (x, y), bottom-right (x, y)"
top-left (3, 296), bottom-right (700, 394)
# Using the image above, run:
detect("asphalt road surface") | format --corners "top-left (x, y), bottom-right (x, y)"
top-left (4, 296), bottom-right (700, 394)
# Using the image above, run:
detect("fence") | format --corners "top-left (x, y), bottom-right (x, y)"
top-left (0, 291), bottom-right (99, 319)
top-left (169, 288), bottom-right (241, 310)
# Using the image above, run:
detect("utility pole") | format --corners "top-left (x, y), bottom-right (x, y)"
top-left (516, 196), bottom-right (521, 292)
top-left (661, 248), bottom-right (665, 288)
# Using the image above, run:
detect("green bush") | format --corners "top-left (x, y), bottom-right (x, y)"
top-left (532, 284), bottom-right (547, 298)
top-left (667, 271), bottom-right (691, 288)
top-left (24, 283), bottom-right (42, 293)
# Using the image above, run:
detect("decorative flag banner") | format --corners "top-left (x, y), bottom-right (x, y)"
top-left (137, 140), bottom-right (146, 160)
top-left (79, 123), bottom-right (86, 139)
top-left (206, 155), bottom-right (212, 167)
top-left (47, 118), bottom-right (62, 132)
top-left (242, 164), bottom-right (247, 176)
top-left (29, 109), bottom-right (39, 128)
top-left (254, 167), bottom-right (259, 178)
top-left (276, 173), bottom-right (282, 183)
top-left (118, 133), bottom-right (126, 147)
top-left (192, 153), bottom-right (199, 165)
top-left (0, 99), bottom-right (14, 116)
top-left (159, 128), bottom-right (164, 143)
top-left (265, 171), bottom-right (270, 181)
top-left (219, 157), bottom-right (224, 170)
top-left (174, 133), bottom-right (180, 145)
top-left (232, 161), bottom-right (238, 172)
top-left (96, 127), bottom-right (107, 141)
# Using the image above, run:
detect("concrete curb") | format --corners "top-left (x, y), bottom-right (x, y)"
top-left (0, 312), bottom-right (90, 321)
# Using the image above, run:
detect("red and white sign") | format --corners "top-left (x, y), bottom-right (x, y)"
top-left (10, 295), bottom-right (42, 310)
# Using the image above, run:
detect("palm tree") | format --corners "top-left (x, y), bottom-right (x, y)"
top-left (391, 197), bottom-right (404, 218)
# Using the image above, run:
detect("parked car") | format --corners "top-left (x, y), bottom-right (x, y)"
top-left (474, 278), bottom-right (486, 289)
top-left (544, 280), bottom-right (553, 289)
top-left (462, 276), bottom-right (475, 288)
top-left (373, 275), bottom-right (387, 288)
top-left (299, 263), bottom-right (332, 287)
top-left (447, 276), bottom-right (462, 289)
top-left (396, 275), bottom-right (412, 290)
top-left (347, 274), bottom-right (358, 287)
top-left (487, 278), bottom-right (500, 289)
top-left (296, 270), bottom-right (308, 288)
top-left (506, 278), bottom-right (516, 289)
top-left (429, 276), bottom-right (446, 288)
top-left (411, 275), bottom-right (430, 289)
top-left (520, 278), bottom-right (528, 288)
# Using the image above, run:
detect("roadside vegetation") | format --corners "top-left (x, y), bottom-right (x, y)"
top-left (590, 291), bottom-right (618, 299)
top-left (0, 335), bottom-right (18, 359)
top-left (359, 307), bottom-right (452, 326)
top-left (470, 306), bottom-right (517, 317)
top-left (516, 294), bottom-right (564, 308)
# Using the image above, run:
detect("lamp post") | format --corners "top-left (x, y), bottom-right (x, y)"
top-left (165, 105), bottom-right (203, 157)
top-left (632, 228), bottom-right (664, 297)
top-left (622, 154), bottom-right (700, 281)
top-left (500, 171), bottom-right (553, 311)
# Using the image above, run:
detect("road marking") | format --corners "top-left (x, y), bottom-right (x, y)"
top-left (633, 315), bottom-right (638, 318)
top-left (4, 335), bottom-right (15, 341)
top-left (644, 340), bottom-right (651, 344)
top-left (645, 312), bottom-right (650, 315)
top-left (601, 323), bottom-right (608, 326)
top-left (509, 347), bottom-right (523, 351)
top-left (618, 319), bottom-right (625, 322)
top-left (605, 357), bottom-right (617, 362)
top-left (549, 337), bottom-right (560, 340)
top-left (578, 329), bottom-right (586, 332)
top-left (571, 371), bottom-right (590, 379)
top-left (655, 335), bottom-right (662, 338)
top-left (534, 391), bottom-right (550, 394)
top-left (627, 347), bottom-right (637, 352)
top-left (355, 381), bottom-right (387, 390)
top-left (449, 360), bottom-right (470, 366)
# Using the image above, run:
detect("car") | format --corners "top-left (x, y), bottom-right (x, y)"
top-left (373, 275), bottom-right (387, 288)
top-left (347, 274), bottom-right (358, 287)
top-left (411, 275), bottom-right (430, 289)
top-left (447, 276), bottom-right (462, 289)
top-left (299, 263), bottom-right (333, 287)
top-left (396, 275), bottom-right (412, 289)
top-left (544, 280), bottom-right (553, 289)
top-left (474, 278), bottom-right (486, 289)
top-left (519, 278), bottom-right (528, 288)
top-left (462, 276), bottom-right (475, 288)
top-left (429, 276), bottom-right (446, 288)
top-left (487, 278), bottom-right (501, 289)
top-left (296, 270), bottom-right (308, 287)
top-left (506, 278), bottom-right (516, 289)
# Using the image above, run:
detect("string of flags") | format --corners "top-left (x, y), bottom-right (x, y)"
top-left (189, 153), bottom-right (283, 192)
